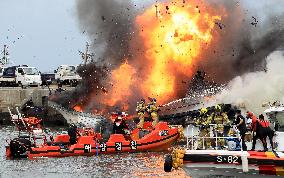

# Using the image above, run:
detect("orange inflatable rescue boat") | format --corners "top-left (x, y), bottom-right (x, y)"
top-left (6, 120), bottom-right (182, 159)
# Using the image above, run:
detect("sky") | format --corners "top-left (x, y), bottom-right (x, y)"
top-left (1, 0), bottom-right (282, 73)
top-left (0, 0), bottom-right (87, 72)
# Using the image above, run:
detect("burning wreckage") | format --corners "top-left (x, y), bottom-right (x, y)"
top-left (49, 69), bottom-right (231, 129)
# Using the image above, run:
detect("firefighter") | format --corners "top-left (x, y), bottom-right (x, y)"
top-left (197, 108), bottom-right (211, 149)
top-left (207, 104), bottom-right (230, 149)
top-left (136, 99), bottom-right (147, 129)
top-left (147, 98), bottom-right (160, 128)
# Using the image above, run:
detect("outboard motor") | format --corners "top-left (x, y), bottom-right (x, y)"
top-left (9, 138), bottom-right (32, 158)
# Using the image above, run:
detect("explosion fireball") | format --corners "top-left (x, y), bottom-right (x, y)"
top-left (69, 0), bottom-right (226, 113)
top-left (103, 61), bottom-right (136, 110)
top-left (136, 1), bottom-right (221, 103)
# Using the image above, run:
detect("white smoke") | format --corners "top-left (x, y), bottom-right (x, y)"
top-left (211, 50), bottom-right (284, 114)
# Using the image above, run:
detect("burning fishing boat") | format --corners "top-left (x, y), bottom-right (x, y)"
top-left (48, 101), bottom-right (105, 128)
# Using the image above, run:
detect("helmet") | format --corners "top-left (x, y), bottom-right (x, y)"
top-left (215, 105), bottom-right (221, 112)
top-left (148, 97), bottom-right (157, 103)
top-left (246, 111), bottom-right (253, 118)
top-left (70, 123), bottom-right (77, 128)
top-left (200, 108), bottom-right (208, 115)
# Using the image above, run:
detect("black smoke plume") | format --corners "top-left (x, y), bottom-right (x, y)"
top-left (55, 0), bottom-right (284, 115)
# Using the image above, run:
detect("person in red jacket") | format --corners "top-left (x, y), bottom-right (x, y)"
top-left (247, 112), bottom-right (258, 132)
top-left (259, 114), bottom-right (270, 127)
top-left (247, 112), bottom-right (274, 151)
top-left (247, 112), bottom-right (262, 151)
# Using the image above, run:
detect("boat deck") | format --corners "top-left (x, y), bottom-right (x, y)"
top-left (184, 150), bottom-right (284, 176)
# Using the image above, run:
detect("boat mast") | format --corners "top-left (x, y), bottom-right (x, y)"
top-left (79, 42), bottom-right (94, 66)
top-left (83, 42), bottom-right (89, 65)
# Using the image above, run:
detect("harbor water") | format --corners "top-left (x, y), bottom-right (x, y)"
top-left (0, 126), bottom-right (280, 178)
top-left (0, 126), bottom-right (188, 178)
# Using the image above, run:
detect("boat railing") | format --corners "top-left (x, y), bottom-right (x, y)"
top-left (186, 136), bottom-right (243, 151)
top-left (8, 107), bottom-right (28, 130)
top-left (186, 124), bottom-right (243, 151)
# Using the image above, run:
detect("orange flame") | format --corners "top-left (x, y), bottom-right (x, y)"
top-left (73, 105), bottom-right (83, 112)
top-left (136, 1), bottom-right (221, 103)
top-left (102, 61), bottom-right (136, 108)
top-left (87, 0), bottom-right (224, 112)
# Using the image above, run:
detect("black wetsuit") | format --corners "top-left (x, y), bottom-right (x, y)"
top-left (68, 126), bottom-right (77, 144)
top-left (113, 120), bottom-right (127, 134)
top-left (236, 114), bottom-right (247, 151)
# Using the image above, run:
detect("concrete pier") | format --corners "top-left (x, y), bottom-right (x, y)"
top-left (0, 86), bottom-right (73, 125)
top-left (0, 87), bottom-right (50, 112)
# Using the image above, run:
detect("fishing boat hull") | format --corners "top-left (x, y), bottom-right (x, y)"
top-left (48, 101), bottom-right (105, 127)
top-left (183, 150), bottom-right (284, 176)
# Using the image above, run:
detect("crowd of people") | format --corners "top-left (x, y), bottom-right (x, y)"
top-left (67, 99), bottom-right (275, 152)
top-left (193, 104), bottom-right (274, 151)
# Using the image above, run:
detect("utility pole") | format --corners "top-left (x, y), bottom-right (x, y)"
top-left (1, 45), bottom-right (9, 66)
top-left (79, 42), bottom-right (94, 66)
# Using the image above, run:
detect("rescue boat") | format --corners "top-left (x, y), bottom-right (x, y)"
top-left (164, 103), bottom-right (284, 176)
top-left (6, 120), bottom-right (181, 159)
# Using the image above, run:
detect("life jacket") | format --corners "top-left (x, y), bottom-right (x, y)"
top-left (259, 120), bottom-right (270, 128)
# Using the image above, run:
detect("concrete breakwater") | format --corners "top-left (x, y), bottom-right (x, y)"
top-left (0, 87), bottom-right (68, 125)
top-left (0, 87), bottom-right (50, 111)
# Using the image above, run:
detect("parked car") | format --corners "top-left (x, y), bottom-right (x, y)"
top-left (54, 65), bottom-right (82, 87)
top-left (41, 72), bottom-right (56, 85)
top-left (0, 65), bottom-right (42, 87)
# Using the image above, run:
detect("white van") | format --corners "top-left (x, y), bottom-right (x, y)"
top-left (0, 65), bottom-right (42, 87)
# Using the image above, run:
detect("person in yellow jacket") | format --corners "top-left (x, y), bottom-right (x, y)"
top-left (147, 98), bottom-right (160, 128)
top-left (136, 99), bottom-right (147, 129)
top-left (207, 105), bottom-right (230, 149)
top-left (196, 108), bottom-right (212, 149)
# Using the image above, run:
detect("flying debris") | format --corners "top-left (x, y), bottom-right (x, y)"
top-left (215, 21), bottom-right (225, 30)
top-left (250, 16), bottom-right (259, 27)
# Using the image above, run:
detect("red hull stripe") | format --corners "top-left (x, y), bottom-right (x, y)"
top-left (30, 132), bottom-right (179, 154)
